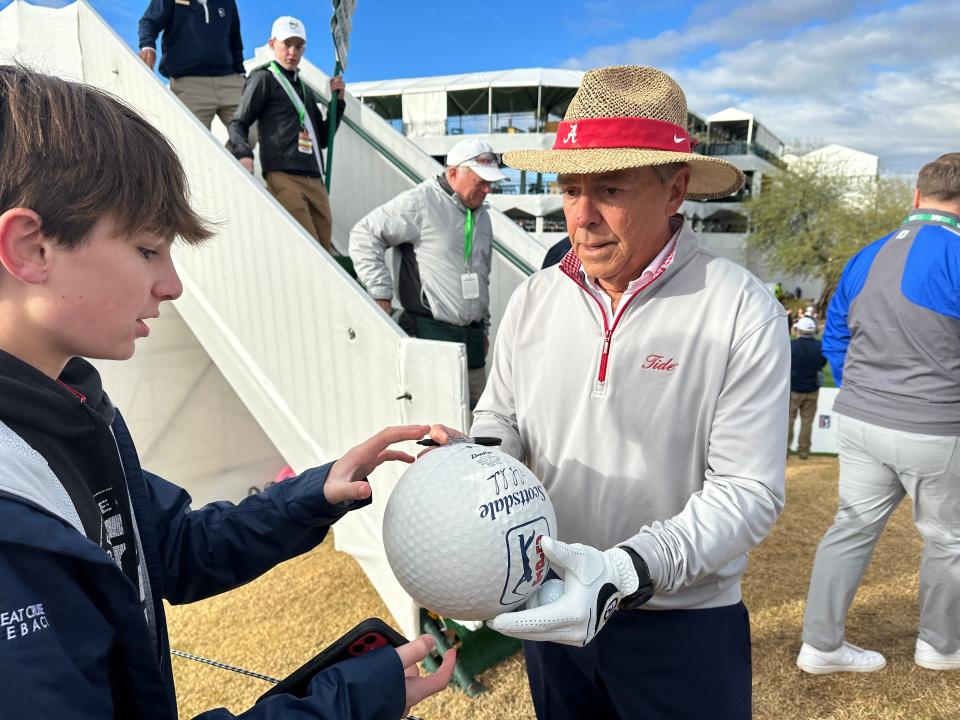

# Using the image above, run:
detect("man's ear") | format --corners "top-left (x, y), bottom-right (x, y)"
top-left (666, 166), bottom-right (691, 215)
top-left (0, 208), bottom-right (52, 284)
top-left (913, 188), bottom-right (921, 210)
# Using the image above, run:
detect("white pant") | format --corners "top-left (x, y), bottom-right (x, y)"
top-left (801, 413), bottom-right (960, 654)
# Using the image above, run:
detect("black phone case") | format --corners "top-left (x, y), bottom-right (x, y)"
top-left (257, 618), bottom-right (408, 703)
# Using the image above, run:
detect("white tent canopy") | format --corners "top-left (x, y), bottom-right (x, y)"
top-left (707, 107), bottom-right (755, 124)
top-left (401, 90), bottom-right (447, 136)
top-left (349, 67), bottom-right (584, 97)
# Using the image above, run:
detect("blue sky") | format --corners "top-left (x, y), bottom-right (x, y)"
top-left (3, 0), bottom-right (959, 173)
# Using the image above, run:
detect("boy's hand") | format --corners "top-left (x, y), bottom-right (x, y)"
top-left (324, 425), bottom-right (429, 504)
top-left (419, 424), bottom-right (466, 457)
top-left (427, 424), bottom-right (466, 444)
top-left (396, 635), bottom-right (456, 715)
top-left (239, 157), bottom-right (254, 174)
top-left (330, 75), bottom-right (346, 99)
top-left (139, 47), bottom-right (156, 70)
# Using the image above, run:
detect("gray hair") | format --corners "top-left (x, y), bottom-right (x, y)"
top-left (917, 153), bottom-right (960, 203)
top-left (651, 162), bottom-right (688, 185)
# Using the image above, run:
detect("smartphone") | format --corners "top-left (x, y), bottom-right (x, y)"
top-left (257, 618), bottom-right (408, 702)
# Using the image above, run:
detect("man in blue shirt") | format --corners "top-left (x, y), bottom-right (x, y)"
top-left (138, 0), bottom-right (246, 132)
top-left (788, 316), bottom-right (825, 460)
top-left (797, 153), bottom-right (960, 675)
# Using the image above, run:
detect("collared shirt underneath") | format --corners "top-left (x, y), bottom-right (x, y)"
top-left (581, 226), bottom-right (680, 323)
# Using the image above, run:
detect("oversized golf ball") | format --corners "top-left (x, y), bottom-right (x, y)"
top-left (382, 443), bottom-right (556, 620)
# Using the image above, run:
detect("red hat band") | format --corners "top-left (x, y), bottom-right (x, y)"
top-left (552, 117), bottom-right (696, 153)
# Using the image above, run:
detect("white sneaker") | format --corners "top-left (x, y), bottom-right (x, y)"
top-left (915, 639), bottom-right (960, 670)
top-left (796, 642), bottom-right (886, 674)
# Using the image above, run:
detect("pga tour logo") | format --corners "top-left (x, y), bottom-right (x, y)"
top-left (499, 518), bottom-right (552, 607)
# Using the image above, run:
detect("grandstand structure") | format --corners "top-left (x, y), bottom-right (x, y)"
top-left (350, 71), bottom-right (787, 272)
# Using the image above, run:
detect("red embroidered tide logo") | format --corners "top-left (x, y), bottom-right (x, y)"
top-left (534, 535), bottom-right (546, 584)
top-left (642, 354), bottom-right (678, 372)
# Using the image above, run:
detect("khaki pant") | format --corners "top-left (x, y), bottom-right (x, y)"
top-left (265, 171), bottom-right (334, 252)
top-left (788, 390), bottom-right (818, 455)
top-left (169, 74), bottom-right (245, 129)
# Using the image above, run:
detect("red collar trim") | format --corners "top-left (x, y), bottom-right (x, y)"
top-left (56, 379), bottom-right (87, 403)
top-left (553, 117), bottom-right (696, 153)
top-left (558, 240), bottom-right (678, 294)
top-left (558, 247), bottom-right (582, 281)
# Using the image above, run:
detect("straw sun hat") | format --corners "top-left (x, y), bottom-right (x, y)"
top-left (503, 66), bottom-right (744, 200)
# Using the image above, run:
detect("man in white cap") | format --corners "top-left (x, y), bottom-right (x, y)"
top-left (789, 315), bottom-right (826, 459)
top-left (430, 66), bottom-right (789, 719)
top-left (350, 138), bottom-right (507, 407)
top-left (229, 16), bottom-right (345, 253)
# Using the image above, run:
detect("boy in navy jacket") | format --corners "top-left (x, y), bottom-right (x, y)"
top-left (0, 65), bottom-right (453, 719)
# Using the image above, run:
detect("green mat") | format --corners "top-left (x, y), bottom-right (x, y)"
top-left (332, 254), bottom-right (357, 279)
top-left (420, 612), bottom-right (522, 695)
top-left (443, 619), bottom-right (522, 680)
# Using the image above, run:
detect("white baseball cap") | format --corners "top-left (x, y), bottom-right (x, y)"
top-left (795, 317), bottom-right (817, 334)
top-left (272, 16), bottom-right (306, 42)
top-left (446, 138), bottom-right (508, 183)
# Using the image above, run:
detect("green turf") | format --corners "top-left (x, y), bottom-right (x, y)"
top-left (821, 359), bottom-right (835, 388)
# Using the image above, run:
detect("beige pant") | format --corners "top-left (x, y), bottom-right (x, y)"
top-left (788, 390), bottom-right (818, 455)
top-left (265, 171), bottom-right (334, 252)
top-left (169, 74), bottom-right (245, 128)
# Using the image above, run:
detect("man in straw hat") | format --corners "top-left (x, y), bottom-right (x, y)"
top-left (429, 65), bottom-right (789, 718)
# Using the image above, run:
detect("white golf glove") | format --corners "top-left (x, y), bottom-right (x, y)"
top-left (488, 536), bottom-right (654, 646)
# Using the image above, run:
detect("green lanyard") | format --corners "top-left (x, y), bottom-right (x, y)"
top-left (464, 208), bottom-right (475, 266)
top-left (903, 212), bottom-right (960, 230)
top-left (269, 61), bottom-right (308, 129)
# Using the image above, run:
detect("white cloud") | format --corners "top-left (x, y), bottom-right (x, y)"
top-left (563, 0), bottom-right (960, 173)
top-left (563, 0), bottom-right (864, 69)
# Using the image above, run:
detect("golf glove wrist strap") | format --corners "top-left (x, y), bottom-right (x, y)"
top-left (617, 546), bottom-right (655, 610)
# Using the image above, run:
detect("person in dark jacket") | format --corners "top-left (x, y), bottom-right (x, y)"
top-left (229, 16), bottom-right (345, 253)
top-left (541, 235), bottom-right (571, 269)
top-left (0, 65), bottom-right (454, 720)
top-left (788, 316), bottom-right (826, 459)
top-left (138, 0), bottom-right (246, 131)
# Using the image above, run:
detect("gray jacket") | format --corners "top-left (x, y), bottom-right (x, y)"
top-left (349, 177), bottom-right (493, 328)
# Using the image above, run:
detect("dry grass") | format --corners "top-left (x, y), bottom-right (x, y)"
top-left (747, 456), bottom-right (959, 720)
top-left (167, 456), bottom-right (959, 719)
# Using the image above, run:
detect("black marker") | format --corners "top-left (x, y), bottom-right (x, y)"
top-left (416, 436), bottom-right (503, 447)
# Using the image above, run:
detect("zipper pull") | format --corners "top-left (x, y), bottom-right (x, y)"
top-left (598, 330), bottom-right (613, 384)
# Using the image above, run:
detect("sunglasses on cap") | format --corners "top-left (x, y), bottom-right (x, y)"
top-left (459, 152), bottom-right (501, 167)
